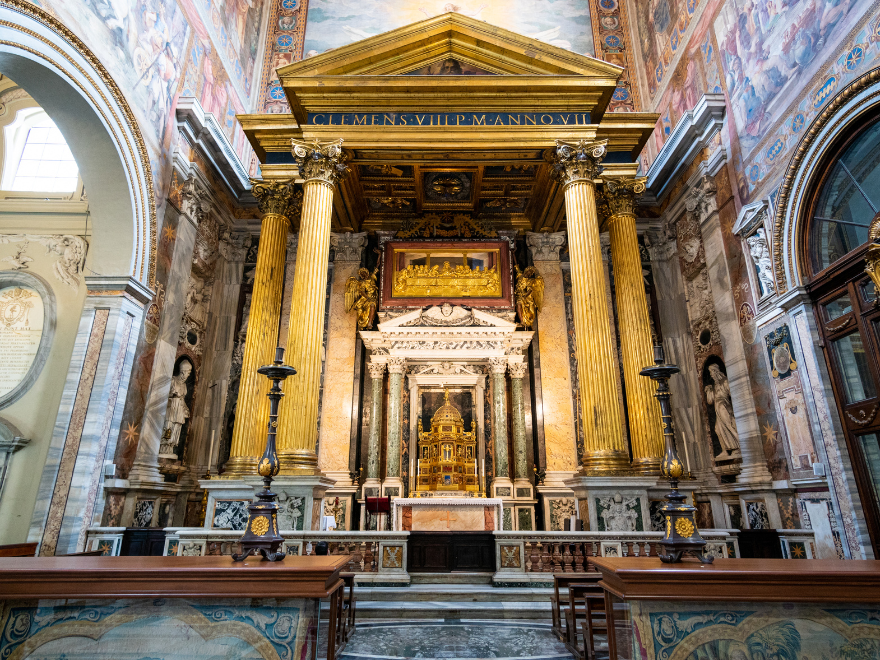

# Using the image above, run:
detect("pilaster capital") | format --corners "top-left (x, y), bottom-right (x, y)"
top-left (548, 139), bottom-right (607, 188)
top-left (180, 175), bottom-right (208, 222)
top-left (386, 356), bottom-right (406, 374)
top-left (508, 362), bottom-right (528, 379)
top-left (291, 139), bottom-right (350, 187)
top-left (685, 174), bottom-right (718, 220)
top-left (367, 361), bottom-right (386, 379)
top-left (250, 178), bottom-right (300, 218)
top-left (526, 231), bottom-right (565, 262)
top-left (218, 230), bottom-right (251, 262)
top-left (330, 232), bottom-right (368, 263)
top-left (488, 357), bottom-right (508, 374)
top-left (600, 176), bottom-right (647, 221)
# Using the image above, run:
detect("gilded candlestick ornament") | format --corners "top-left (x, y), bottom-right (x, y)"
top-left (640, 345), bottom-right (713, 564)
top-left (232, 346), bottom-right (296, 562)
top-left (864, 212), bottom-right (880, 300)
top-left (345, 266), bottom-right (379, 329)
top-left (514, 265), bottom-right (544, 329)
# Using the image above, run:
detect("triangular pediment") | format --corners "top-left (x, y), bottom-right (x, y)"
top-left (276, 13), bottom-right (622, 124)
top-left (279, 13), bottom-right (622, 78)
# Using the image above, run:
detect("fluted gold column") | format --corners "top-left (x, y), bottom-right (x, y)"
top-left (277, 139), bottom-right (350, 473)
top-left (550, 139), bottom-right (628, 473)
top-left (226, 179), bottom-right (297, 475)
top-left (602, 177), bottom-right (664, 474)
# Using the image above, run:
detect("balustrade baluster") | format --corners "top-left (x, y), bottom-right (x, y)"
top-left (573, 543), bottom-right (585, 572)
top-left (562, 542), bottom-right (573, 572)
top-left (541, 542), bottom-right (552, 572)
top-left (552, 543), bottom-right (562, 572)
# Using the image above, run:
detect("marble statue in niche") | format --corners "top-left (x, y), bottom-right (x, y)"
top-left (159, 358), bottom-right (194, 459)
top-left (703, 358), bottom-right (741, 461)
top-left (746, 229), bottom-right (776, 298)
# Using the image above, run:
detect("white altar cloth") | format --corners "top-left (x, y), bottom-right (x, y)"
top-left (391, 497), bottom-right (503, 531)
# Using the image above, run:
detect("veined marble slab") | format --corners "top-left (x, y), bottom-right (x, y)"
top-left (392, 497), bottom-right (502, 531)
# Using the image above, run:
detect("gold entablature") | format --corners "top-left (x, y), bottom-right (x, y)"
top-left (237, 12), bottom-right (657, 235)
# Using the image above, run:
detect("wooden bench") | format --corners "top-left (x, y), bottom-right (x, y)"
top-left (564, 582), bottom-right (606, 660)
top-left (551, 573), bottom-right (601, 641)
top-left (580, 591), bottom-right (609, 660)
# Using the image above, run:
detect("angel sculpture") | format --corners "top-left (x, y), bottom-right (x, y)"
top-left (344, 266), bottom-right (379, 329)
top-left (514, 265), bottom-right (544, 329)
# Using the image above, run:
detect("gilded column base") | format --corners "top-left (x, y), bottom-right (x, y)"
top-left (277, 449), bottom-right (320, 475)
top-left (629, 456), bottom-right (662, 476)
top-left (221, 455), bottom-right (259, 478)
top-left (579, 450), bottom-right (631, 475)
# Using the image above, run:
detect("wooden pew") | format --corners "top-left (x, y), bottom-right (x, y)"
top-left (580, 592), bottom-right (609, 660)
top-left (565, 582), bottom-right (605, 660)
top-left (551, 573), bottom-right (601, 641)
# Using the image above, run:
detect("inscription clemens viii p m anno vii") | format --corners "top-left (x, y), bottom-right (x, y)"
top-left (308, 112), bottom-right (592, 127)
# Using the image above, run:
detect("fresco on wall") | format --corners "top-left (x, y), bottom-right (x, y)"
top-left (714, 0), bottom-right (868, 158)
top-left (45, 0), bottom-right (190, 150)
top-left (632, 0), bottom-right (700, 101)
top-left (302, 1), bottom-right (595, 58)
top-left (184, 0), bottom-right (269, 103)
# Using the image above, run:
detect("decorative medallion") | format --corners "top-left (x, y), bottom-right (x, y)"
top-left (675, 517), bottom-right (695, 538)
top-left (251, 515), bottom-right (270, 536)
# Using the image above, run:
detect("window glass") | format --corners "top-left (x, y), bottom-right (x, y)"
top-left (861, 280), bottom-right (877, 305)
top-left (810, 120), bottom-right (880, 273)
top-left (824, 293), bottom-right (853, 321)
top-left (858, 433), bottom-right (880, 513)
top-left (10, 116), bottom-right (78, 192)
top-left (831, 332), bottom-right (877, 403)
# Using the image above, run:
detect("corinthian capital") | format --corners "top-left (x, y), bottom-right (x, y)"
top-left (367, 361), bottom-right (386, 379)
top-left (508, 362), bottom-right (528, 379)
top-left (291, 139), bottom-right (351, 187)
top-left (250, 178), bottom-right (298, 217)
top-left (330, 232), bottom-right (368, 263)
top-left (548, 139), bottom-right (607, 188)
top-left (488, 357), bottom-right (508, 374)
top-left (526, 231), bottom-right (565, 262)
top-left (600, 176), bottom-right (647, 219)
top-left (386, 356), bottom-right (406, 374)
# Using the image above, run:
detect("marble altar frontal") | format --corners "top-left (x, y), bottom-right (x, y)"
top-left (392, 497), bottom-right (502, 531)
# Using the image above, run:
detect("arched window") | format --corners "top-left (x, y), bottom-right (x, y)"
top-left (808, 117), bottom-right (880, 275)
top-left (1, 108), bottom-right (79, 192)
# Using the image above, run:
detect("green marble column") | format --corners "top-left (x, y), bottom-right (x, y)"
top-left (385, 357), bottom-right (405, 484)
top-left (509, 362), bottom-right (529, 480)
top-left (489, 358), bottom-right (509, 480)
top-left (366, 361), bottom-right (385, 481)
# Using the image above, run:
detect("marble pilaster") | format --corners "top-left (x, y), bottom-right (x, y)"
top-left (185, 232), bottom-right (249, 478)
top-left (318, 232), bottom-right (367, 484)
top-left (691, 176), bottom-right (772, 486)
top-left (383, 357), bottom-right (405, 496)
top-left (525, 232), bottom-right (578, 482)
top-left (29, 277), bottom-right (149, 554)
top-left (128, 199), bottom-right (201, 485)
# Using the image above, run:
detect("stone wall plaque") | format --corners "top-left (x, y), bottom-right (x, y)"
top-left (0, 273), bottom-right (54, 408)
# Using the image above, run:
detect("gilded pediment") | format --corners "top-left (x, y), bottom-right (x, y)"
top-left (277, 12), bottom-right (621, 78)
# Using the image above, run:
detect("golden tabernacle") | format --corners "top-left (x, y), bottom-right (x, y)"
top-left (416, 390), bottom-right (479, 492)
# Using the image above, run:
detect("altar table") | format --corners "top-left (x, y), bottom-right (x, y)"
top-left (590, 557), bottom-right (880, 660)
top-left (0, 554), bottom-right (348, 660)
top-left (391, 496), bottom-right (503, 531)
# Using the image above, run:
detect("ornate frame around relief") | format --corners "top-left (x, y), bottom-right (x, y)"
top-left (380, 240), bottom-right (512, 308)
top-left (0, 271), bottom-right (56, 409)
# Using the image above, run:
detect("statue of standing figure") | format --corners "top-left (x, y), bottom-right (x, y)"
top-left (704, 363), bottom-right (741, 460)
top-left (159, 359), bottom-right (193, 459)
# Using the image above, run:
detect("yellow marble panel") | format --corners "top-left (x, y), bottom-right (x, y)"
top-left (411, 505), bottom-right (486, 531)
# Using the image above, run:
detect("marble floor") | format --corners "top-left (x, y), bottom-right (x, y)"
top-left (323, 620), bottom-right (573, 660)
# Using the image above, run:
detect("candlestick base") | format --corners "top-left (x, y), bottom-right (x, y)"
top-left (232, 477), bottom-right (285, 562)
top-left (657, 482), bottom-right (714, 564)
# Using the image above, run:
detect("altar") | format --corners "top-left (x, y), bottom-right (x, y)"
top-left (392, 497), bottom-right (503, 531)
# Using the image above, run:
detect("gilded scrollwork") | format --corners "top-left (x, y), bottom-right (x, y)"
top-left (290, 138), bottom-right (351, 187)
top-left (864, 212), bottom-right (880, 303)
top-left (548, 139), bottom-right (608, 188)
